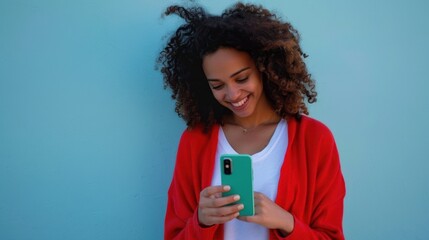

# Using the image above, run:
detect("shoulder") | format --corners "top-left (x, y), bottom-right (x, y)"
top-left (287, 115), bottom-right (336, 149)
top-left (180, 124), bottom-right (217, 138)
top-left (175, 124), bottom-right (220, 172)
top-left (292, 115), bottom-right (333, 137)
top-left (179, 124), bottom-right (220, 147)
top-left (289, 116), bottom-right (341, 170)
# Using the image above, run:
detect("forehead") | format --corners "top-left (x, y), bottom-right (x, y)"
top-left (202, 48), bottom-right (253, 78)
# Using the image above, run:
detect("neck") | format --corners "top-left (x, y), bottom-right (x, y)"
top-left (229, 105), bottom-right (280, 129)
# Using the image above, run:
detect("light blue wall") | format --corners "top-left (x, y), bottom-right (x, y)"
top-left (0, 0), bottom-right (428, 239)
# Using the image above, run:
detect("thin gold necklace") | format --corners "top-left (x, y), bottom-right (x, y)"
top-left (222, 115), bottom-right (281, 134)
top-left (239, 126), bottom-right (256, 134)
top-left (234, 119), bottom-right (281, 134)
top-left (238, 122), bottom-right (276, 134)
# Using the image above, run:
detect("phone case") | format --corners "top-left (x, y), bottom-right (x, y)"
top-left (220, 154), bottom-right (254, 216)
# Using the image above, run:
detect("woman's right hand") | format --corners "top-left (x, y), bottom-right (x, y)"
top-left (198, 185), bottom-right (244, 227)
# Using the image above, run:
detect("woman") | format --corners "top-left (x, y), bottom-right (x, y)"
top-left (157, 2), bottom-right (345, 239)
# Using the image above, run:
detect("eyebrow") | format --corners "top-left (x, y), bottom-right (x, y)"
top-left (207, 67), bottom-right (251, 81)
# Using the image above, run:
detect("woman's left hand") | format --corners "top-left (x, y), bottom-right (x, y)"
top-left (238, 192), bottom-right (294, 235)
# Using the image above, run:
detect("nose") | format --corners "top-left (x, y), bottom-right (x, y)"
top-left (226, 85), bottom-right (241, 102)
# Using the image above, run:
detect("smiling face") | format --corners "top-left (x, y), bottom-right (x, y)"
top-left (202, 47), bottom-right (272, 121)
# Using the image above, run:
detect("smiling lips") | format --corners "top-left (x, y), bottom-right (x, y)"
top-left (230, 96), bottom-right (249, 109)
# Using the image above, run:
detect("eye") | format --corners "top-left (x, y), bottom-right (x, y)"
top-left (211, 84), bottom-right (224, 90)
top-left (237, 77), bottom-right (249, 83)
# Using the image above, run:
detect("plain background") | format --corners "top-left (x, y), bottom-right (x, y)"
top-left (1, 0), bottom-right (428, 239)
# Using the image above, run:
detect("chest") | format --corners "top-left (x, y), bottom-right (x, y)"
top-left (223, 125), bottom-right (277, 155)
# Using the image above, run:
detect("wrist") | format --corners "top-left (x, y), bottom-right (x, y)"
top-left (278, 211), bottom-right (294, 235)
top-left (198, 221), bottom-right (214, 228)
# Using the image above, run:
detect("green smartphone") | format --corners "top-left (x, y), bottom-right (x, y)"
top-left (220, 154), bottom-right (254, 216)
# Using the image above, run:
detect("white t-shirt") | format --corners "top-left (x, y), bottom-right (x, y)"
top-left (211, 119), bottom-right (288, 240)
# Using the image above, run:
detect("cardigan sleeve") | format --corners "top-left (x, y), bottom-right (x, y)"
top-left (164, 129), bottom-right (219, 240)
top-left (274, 122), bottom-right (346, 240)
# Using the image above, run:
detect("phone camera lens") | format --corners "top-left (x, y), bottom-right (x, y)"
top-left (223, 159), bottom-right (232, 175)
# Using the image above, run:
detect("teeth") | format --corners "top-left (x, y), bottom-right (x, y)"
top-left (231, 97), bottom-right (247, 107)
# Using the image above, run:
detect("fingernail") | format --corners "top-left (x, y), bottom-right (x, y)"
top-left (223, 185), bottom-right (231, 191)
top-left (233, 195), bottom-right (240, 201)
top-left (238, 204), bottom-right (244, 210)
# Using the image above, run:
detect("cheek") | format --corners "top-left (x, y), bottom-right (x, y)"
top-left (255, 79), bottom-right (264, 95)
top-left (246, 80), bottom-right (263, 95)
top-left (210, 90), bottom-right (223, 102)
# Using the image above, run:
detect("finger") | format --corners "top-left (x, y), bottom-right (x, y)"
top-left (209, 194), bottom-right (240, 208)
top-left (206, 211), bottom-right (240, 225)
top-left (202, 185), bottom-right (231, 198)
top-left (254, 192), bottom-right (271, 205)
top-left (254, 196), bottom-right (263, 205)
top-left (253, 192), bottom-right (266, 199)
top-left (202, 194), bottom-right (240, 208)
top-left (204, 203), bottom-right (244, 216)
top-left (212, 192), bottom-right (223, 198)
top-left (209, 193), bottom-right (221, 199)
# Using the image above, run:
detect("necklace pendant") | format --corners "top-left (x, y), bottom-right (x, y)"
top-left (241, 128), bottom-right (248, 134)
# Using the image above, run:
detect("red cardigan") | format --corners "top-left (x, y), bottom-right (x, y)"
top-left (164, 116), bottom-right (346, 240)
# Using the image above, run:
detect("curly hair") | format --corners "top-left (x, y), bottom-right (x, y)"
top-left (156, 2), bottom-right (317, 130)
